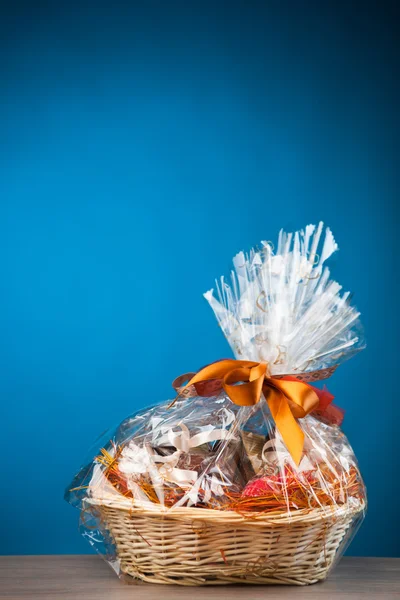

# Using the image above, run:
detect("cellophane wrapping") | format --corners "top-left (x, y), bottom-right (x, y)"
top-left (65, 223), bottom-right (367, 583)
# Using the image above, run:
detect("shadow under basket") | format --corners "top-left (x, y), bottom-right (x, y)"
top-left (87, 498), bottom-right (365, 586)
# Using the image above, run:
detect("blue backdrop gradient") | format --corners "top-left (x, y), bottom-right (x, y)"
top-left (1, 2), bottom-right (399, 556)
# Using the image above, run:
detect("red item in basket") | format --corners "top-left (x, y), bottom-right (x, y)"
top-left (241, 468), bottom-right (316, 498)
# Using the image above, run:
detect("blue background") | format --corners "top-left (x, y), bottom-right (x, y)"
top-left (1, 1), bottom-right (398, 557)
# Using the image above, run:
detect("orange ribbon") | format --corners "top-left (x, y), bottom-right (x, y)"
top-left (177, 359), bottom-right (323, 466)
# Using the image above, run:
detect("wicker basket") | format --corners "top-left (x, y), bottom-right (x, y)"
top-left (88, 498), bottom-right (365, 586)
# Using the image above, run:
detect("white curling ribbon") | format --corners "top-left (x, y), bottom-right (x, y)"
top-left (153, 408), bottom-right (236, 446)
top-left (168, 422), bottom-right (234, 453)
top-left (150, 446), bottom-right (198, 489)
top-left (118, 421), bottom-right (237, 497)
top-left (261, 433), bottom-right (314, 473)
top-left (160, 422), bottom-right (236, 489)
top-left (158, 466), bottom-right (198, 487)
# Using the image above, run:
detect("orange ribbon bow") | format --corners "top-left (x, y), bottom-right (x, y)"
top-left (178, 359), bottom-right (331, 465)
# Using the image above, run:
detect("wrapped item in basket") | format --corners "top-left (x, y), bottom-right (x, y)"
top-left (65, 222), bottom-right (367, 586)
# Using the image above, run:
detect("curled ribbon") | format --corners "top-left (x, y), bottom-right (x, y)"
top-left (159, 422), bottom-right (235, 487)
top-left (118, 419), bottom-right (237, 497)
top-left (174, 360), bottom-right (337, 466)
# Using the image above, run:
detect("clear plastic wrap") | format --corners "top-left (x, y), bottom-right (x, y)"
top-left (65, 223), bottom-right (366, 586)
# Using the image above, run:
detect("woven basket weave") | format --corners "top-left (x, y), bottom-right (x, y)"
top-left (89, 498), bottom-right (364, 586)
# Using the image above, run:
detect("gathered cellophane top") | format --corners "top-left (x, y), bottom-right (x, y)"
top-left (66, 222), bottom-right (366, 566)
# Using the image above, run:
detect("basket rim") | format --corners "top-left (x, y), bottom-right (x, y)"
top-left (84, 495), bottom-right (365, 526)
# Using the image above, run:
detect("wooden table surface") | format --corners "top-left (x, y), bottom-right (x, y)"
top-left (0, 556), bottom-right (399, 599)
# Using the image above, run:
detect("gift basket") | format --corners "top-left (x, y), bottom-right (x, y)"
top-left (66, 222), bottom-right (366, 586)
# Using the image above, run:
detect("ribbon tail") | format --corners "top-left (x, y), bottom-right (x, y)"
top-left (270, 377), bottom-right (320, 417)
top-left (264, 386), bottom-right (305, 466)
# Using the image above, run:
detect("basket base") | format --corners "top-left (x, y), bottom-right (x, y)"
top-left (120, 564), bottom-right (329, 586)
top-left (97, 501), bottom-right (365, 586)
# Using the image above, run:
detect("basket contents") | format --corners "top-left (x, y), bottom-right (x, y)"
top-left (66, 223), bottom-right (366, 586)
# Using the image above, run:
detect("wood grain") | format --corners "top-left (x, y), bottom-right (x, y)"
top-left (0, 556), bottom-right (399, 599)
